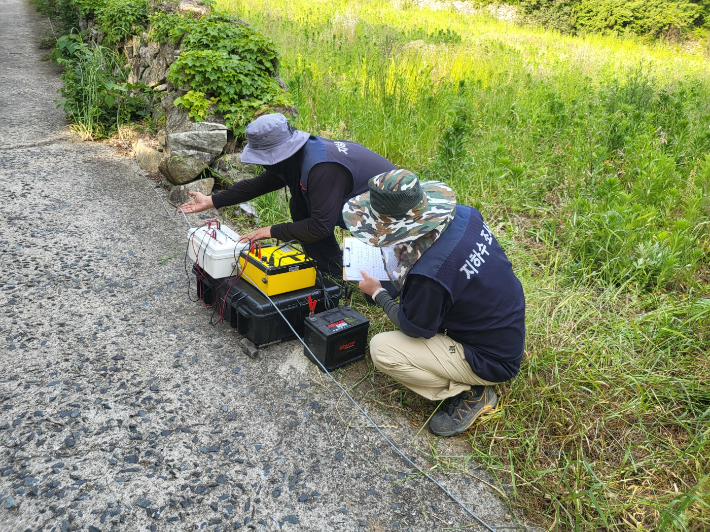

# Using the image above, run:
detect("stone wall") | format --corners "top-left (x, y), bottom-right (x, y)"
top-left (119, 3), bottom-right (278, 202)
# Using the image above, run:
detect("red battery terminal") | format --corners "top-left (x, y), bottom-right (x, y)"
top-left (307, 296), bottom-right (317, 318)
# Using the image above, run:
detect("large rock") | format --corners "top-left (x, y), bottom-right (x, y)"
top-left (159, 149), bottom-right (213, 185)
top-left (168, 177), bottom-right (214, 207)
top-left (166, 126), bottom-right (227, 156)
top-left (159, 122), bottom-right (228, 184)
top-left (133, 139), bottom-right (161, 171)
top-left (128, 36), bottom-right (179, 88)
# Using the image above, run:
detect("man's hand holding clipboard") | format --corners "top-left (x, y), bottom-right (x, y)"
top-left (342, 237), bottom-right (390, 281)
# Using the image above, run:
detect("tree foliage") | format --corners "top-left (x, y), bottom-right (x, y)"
top-left (516, 0), bottom-right (709, 39)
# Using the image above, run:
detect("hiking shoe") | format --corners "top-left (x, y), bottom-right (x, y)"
top-left (428, 386), bottom-right (498, 437)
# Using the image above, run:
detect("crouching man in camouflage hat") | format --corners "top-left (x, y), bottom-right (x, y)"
top-left (342, 169), bottom-right (525, 436)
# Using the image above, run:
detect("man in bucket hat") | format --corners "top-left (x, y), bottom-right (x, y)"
top-left (343, 169), bottom-right (525, 437)
top-left (179, 113), bottom-right (396, 275)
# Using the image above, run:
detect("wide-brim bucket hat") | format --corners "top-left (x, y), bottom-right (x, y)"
top-left (342, 169), bottom-right (456, 247)
top-left (240, 113), bottom-right (309, 165)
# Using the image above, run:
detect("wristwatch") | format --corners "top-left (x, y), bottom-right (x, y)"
top-left (371, 287), bottom-right (387, 299)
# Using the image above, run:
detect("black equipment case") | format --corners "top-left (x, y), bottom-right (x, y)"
top-left (193, 267), bottom-right (341, 346)
top-left (303, 306), bottom-right (369, 372)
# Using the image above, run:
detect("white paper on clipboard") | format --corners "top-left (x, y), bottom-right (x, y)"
top-left (342, 237), bottom-right (390, 281)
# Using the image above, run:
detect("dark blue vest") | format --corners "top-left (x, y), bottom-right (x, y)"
top-left (402, 205), bottom-right (526, 382)
top-left (299, 136), bottom-right (397, 227)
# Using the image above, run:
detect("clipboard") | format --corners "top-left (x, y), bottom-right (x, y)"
top-left (342, 237), bottom-right (390, 281)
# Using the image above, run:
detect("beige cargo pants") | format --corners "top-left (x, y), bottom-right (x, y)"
top-left (369, 331), bottom-right (496, 401)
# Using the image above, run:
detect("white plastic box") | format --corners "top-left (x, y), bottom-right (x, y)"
top-left (187, 223), bottom-right (248, 279)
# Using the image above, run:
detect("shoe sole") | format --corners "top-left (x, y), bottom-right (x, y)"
top-left (430, 389), bottom-right (498, 437)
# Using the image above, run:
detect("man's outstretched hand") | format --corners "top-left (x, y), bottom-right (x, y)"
top-left (178, 191), bottom-right (214, 214)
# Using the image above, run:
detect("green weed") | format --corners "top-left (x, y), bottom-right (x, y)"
top-left (54, 33), bottom-right (148, 138)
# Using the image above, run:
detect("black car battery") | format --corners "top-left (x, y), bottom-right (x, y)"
top-left (192, 266), bottom-right (342, 346)
top-left (303, 306), bottom-right (369, 372)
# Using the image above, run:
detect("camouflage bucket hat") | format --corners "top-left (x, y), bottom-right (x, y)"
top-left (342, 169), bottom-right (456, 247)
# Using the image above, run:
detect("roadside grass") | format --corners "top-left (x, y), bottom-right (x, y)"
top-left (216, 0), bottom-right (710, 528)
top-left (463, 280), bottom-right (710, 529)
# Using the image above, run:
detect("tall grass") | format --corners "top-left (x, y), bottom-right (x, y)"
top-left (54, 34), bottom-right (148, 139)
top-left (217, 0), bottom-right (710, 528)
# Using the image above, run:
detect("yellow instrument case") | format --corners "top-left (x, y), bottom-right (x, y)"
top-left (239, 243), bottom-right (316, 296)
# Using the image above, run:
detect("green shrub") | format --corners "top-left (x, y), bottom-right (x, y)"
top-left (519, 0), bottom-right (709, 38)
top-left (96, 0), bottom-right (149, 46)
top-left (54, 33), bottom-right (148, 138)
top-left (150, 12), bottom-right (278, 71)
top-left (519, 0), bottom-right (576, 34)
top-left (151, 12), bottom-right (290, 132)
top-left (169, 48), bottom-right (288, 129)
top-left (575, 0), bottom-right (703, 39)
top-left (73, 0), bottom-right (107, 16)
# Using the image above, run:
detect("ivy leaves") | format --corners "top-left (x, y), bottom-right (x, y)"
top-left (170, 51), bottom-right (279, 99)
top-left (151, 12), bottom-right (291, 132)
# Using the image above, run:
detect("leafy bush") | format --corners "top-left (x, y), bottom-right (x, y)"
top-left (31, 0), bottom-right (148, 43)
top-left (519, 0), bottom-right (709, 38)
top-left (150, 12), bottom-right (291, 132)
top-left (150, 12), bottom-right (279, 72)
top-left (96, 0), bottom-right (149, 46)
top-left (54, 33), bottom-right (148, 138)
top-left (42, 0), bottom-right (288, 136)
top-left (73, 0), bottom-right (107, 16)
top-left (519, 0), bottom-right (576, 34)
top-left (575, 0), bottom-right (703, 39)
top-left (169, 49), bottom-right (287, 124)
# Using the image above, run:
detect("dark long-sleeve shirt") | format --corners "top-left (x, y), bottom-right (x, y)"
top-left (374, 275), bottom-right (449, 337)
top-left (211, 162), bottom-right (352, 243)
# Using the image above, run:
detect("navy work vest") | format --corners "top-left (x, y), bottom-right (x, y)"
top-left (401, 205), bottom-right (526, 382)
top-left (299, 136), bottom-right (397, 227)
